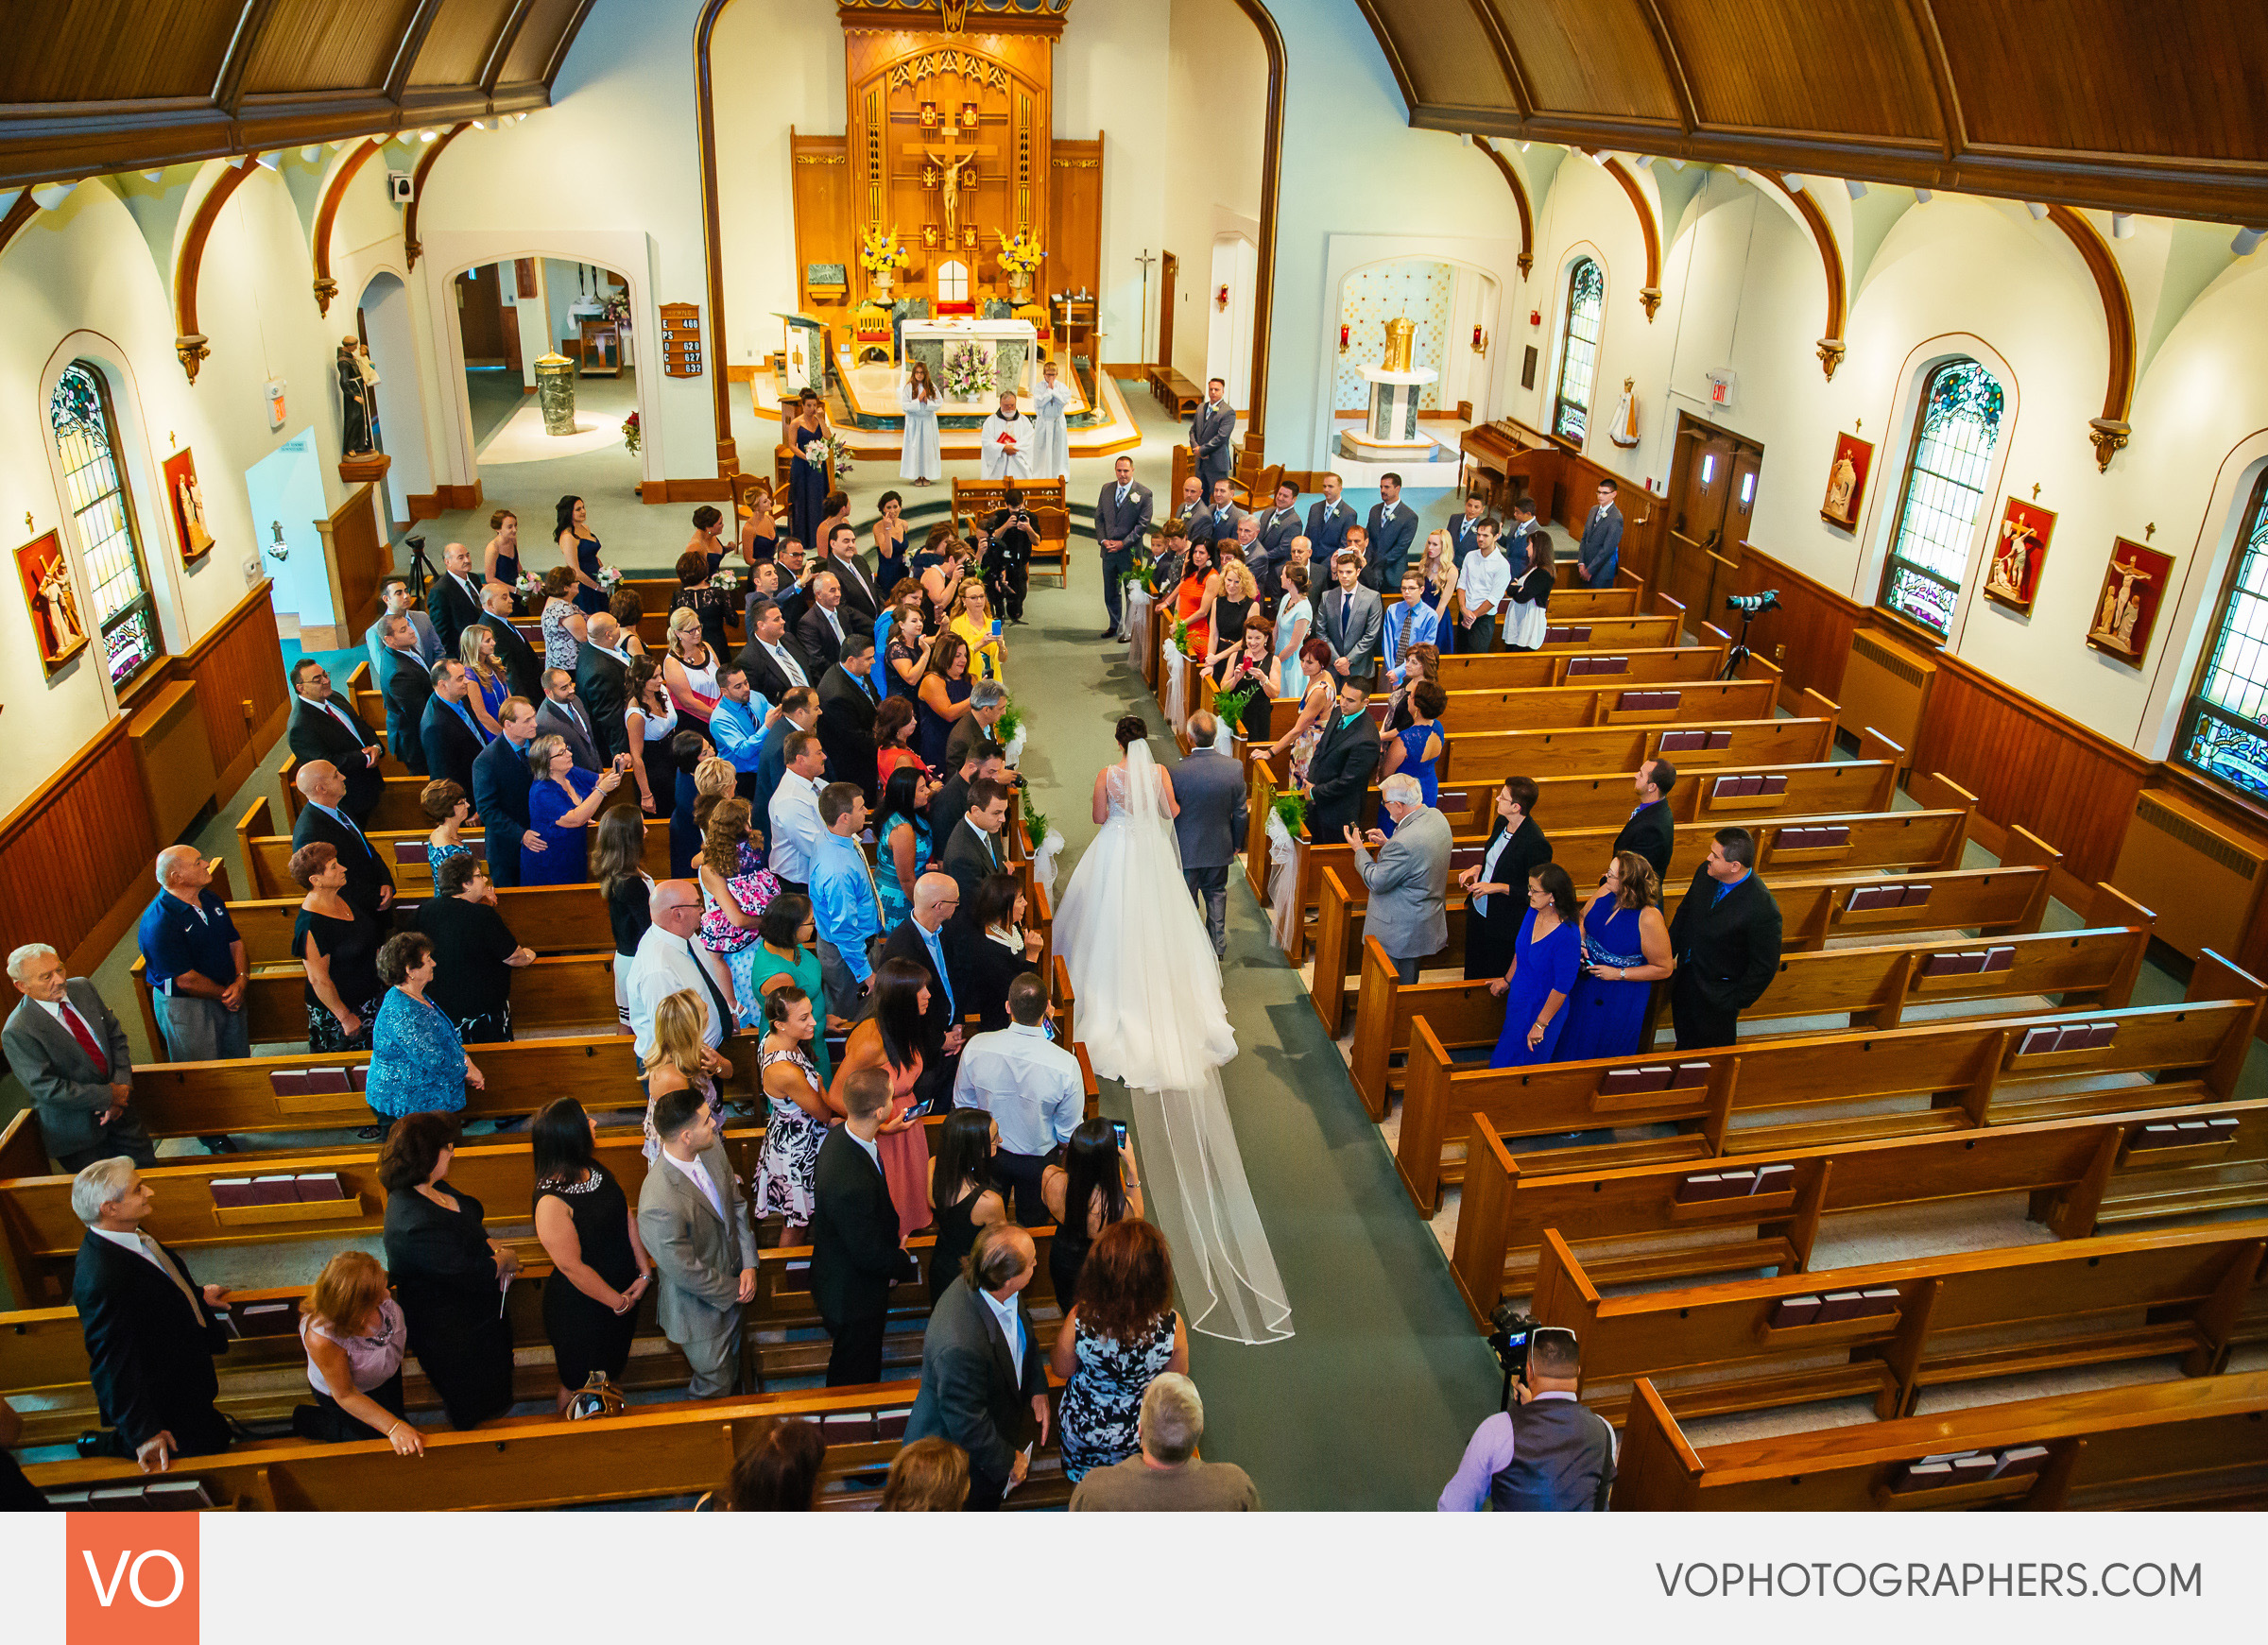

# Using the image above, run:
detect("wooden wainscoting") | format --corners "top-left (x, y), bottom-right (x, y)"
top-left (1479, 419), bottom-right (1667, 597)
top-left (1726, 544), bottom-right (1864, 715)
top-left (0, 722), bottom-right (163, 984)
top-left (175, 580), bottom-right (290, 799)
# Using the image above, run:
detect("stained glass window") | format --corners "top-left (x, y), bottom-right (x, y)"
top-left (49, 363), bottom-right (162, 688)
top-left (2176, 472), bottom-right (2268, 804)
top-left (1877, 358), bottom-right (2005, 635)
top-left (1553, 258), bottom-right (1604, 444)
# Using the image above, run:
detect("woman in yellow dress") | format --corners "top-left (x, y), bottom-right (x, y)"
top-left (951, 579), bottom-right (1007, 685)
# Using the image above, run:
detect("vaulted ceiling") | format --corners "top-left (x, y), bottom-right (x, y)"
top-left (0, 0), bottom-right (595, 188)
top-left (1356, 0), bottom-right (2268, 224)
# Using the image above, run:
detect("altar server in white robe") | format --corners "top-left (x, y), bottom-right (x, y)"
top-left (979, 388), bottom-right (1034, 481)
top-left (899, 358), bottom-right (943, 485)
top-left (1029, 359), bottom-right (1071, 481)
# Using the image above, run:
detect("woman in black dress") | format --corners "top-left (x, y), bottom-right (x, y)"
top-left (1040, 1119), bottom-right (1143, 1308)
top-left (958, 873), bottom-right (1046, 1034)
top-left (289, 842), bottom-right (382, 1054)
top-left (1460, 776), bottom-right (1554, 982)
top-left (595, 805), bottom-right (653, 1033)
top-left (378, 1112), bottom-right (519, 1429)
top-left (926, 1107), bottom-right (1005, 1305)
top-left (415, 853), bottom-right (534, 1044)
top-left (531, 1097), bottom-right (651, 1411)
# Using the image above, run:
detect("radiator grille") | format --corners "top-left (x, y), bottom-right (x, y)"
top-left (2134, 794), bottom-right (2262, 880)
top-left (1850, 630), bottom-right (1926, 687)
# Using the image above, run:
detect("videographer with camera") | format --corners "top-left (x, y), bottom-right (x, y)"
top-left (982, 485), bottom-right (1038, 625)
top-left (1438, 1321), bottom-right (1616, 1511)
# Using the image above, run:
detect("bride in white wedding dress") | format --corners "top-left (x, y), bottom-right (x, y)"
top-left (1052, 715), bottom-right (1293, 1345)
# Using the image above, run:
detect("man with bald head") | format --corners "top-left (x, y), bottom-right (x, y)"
top-left (906, 1220), bottom-right (1050, 1510)
top-left (880, 870), bottom-right (968, 1103)
top-left (479, 579), bottom-right (542, 701)
top-left (289, 759), bottom-right (394, 917)
top-left (574, 611), bottom-right (634, 764)
top-left (429, 540), bottom-right (486, 657)
top-left (136, 847), bottom-right (248, 1068)
top-left (626, 879), bottom-right (738, 1071)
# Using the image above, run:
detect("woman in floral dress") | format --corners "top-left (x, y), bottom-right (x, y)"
top-left (1049, 1218), bottom-right (1188, 1482)
top-left (751, 985), bottom-right (832, 1227)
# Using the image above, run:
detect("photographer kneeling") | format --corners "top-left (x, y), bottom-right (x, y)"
top-left (1438, 1324), bottom-right (1616, 1511)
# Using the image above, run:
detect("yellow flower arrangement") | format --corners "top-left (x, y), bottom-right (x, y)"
top-left (995, 231), bottom-right (1045, 276)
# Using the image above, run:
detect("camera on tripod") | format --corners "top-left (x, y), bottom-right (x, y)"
top-left (1725, 589), bottom-right (1780, 617)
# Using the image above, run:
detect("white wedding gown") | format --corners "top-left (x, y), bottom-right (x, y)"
top-left (1053, 743), bottom-right (1294, 1345)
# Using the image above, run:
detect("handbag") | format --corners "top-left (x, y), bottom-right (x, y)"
top-left (565, 1371), bottom-right (626, 1421)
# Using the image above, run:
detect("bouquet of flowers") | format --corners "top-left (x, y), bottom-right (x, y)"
top-left (602, 293), bottom-right (630, 322)
top-left (941, 340), bottom-right (991, 403)
top-left (621, 410), bottom-right (641, 454)
top-left (712, 567), bottom-right (739, 593)
top-left (859, 224), bottom-right (912, 276)
top-left (820, 431), bottom-right (856, 478)
top-left (597, 566), bottom-right (623, 592)
top-left (515, 572), bottom-right (544, 602)
top-left (995, 231), bottom-right (1045, 276)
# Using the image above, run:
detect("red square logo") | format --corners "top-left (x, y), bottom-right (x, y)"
top-left (66, 1512), bottom-right (198, 1645)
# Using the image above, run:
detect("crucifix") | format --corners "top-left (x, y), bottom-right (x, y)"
top-left (1134, 248), bottom-right (1159, 359)
top-left (918, 126), bottom-right (995, 241)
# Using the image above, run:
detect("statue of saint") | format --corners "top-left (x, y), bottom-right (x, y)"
top-left (1822, 453), bottom-right (1858, 521)
top-left (337, 335), bottom-right (379, 456)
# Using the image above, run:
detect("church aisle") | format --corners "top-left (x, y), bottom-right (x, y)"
top-left (1006, 562), bottom-right (1502, 1512)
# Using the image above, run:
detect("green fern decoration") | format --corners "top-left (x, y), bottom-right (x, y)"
top-left (1273, 790), bottom-right (1307, 836)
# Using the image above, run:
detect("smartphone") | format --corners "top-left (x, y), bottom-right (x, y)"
top-left (1111, 1122), bottom-right (1128, 1148)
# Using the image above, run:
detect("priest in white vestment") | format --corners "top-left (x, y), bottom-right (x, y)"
top-left (979, 389), bottom-right (1034, 480)
top-left (1029, 359), bottom-right (1071, 481)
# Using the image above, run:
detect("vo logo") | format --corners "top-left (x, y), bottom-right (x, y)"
top-left (66, 1513), bottom-right (198, 1645)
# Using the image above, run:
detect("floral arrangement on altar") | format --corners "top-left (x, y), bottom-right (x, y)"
top-left (941, 340), bottom-right (992, 402)
top-left (859, 225), bottom-right (912, 276)
top-left (820, 432), bottom-right (856, 478)
top-left (621, 410), bottom-right (641, 454)
top-left (995, 231), bottom-right (1044, 276)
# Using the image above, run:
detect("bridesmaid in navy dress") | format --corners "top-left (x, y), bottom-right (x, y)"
top-left (556, 494), bottom-right (610, 616)
top-left (787, 391), bottom-right (831, 554)
top-left (1488, 863), bottom-right (1583, 1068)
top-left (1555, 850), bottom-right (1675, 1063)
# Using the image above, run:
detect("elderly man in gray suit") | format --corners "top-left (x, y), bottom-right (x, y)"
top-left (1174, 711), bottom-right (1249, 959)
top-left (2, 943), bottom-right (153, 1172)
top-left (1095, 454), bottom-right (1153, 641)
top-left (1189, 377), bottom-right (1237, 487)
top-left (1345, 774), bottom-right (1452, 984)
top-left (637, 1086), bottom-right (757, 1398)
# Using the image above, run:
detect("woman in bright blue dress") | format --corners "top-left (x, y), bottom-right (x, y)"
top-left (1488, 863), bottom-right (1583, 1068)
top-left (364, 932), bottom-right (484, 1121)
top-left (1555, 849), bottom-right (1675, 1064)
top-left (524, 735), bottom-right (626, 886)
top-left (1379, 679), bottom-right (1446, 834)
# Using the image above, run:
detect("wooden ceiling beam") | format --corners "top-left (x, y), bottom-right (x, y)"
top-left (215, 0), bottom-right (283, 127)
top-left (2043, 205), bottom-right (2136, 471)
top-left (539, 0), bottom-right (602, 86)
top-left (1350, 0), bottom-right (1420, 114)
top-left (1599, 157), bottom-right (1662, 319)
top-left (1761, 171), bottom-right (1847, 378)
top-left (173, 155), bottom-right (263, 384)
top-left (310, 138), bottom-right (385, 317)
top-left (481, 0), bottom-right (542, 95)
top-left (0, 189), bottom-right (39, 264)
top-left (1635, 0), bottom-right (1700, 135)
top-left (1462, 1), bottom-right (1534, 121)
top-left (1474, 141), bottom-right (1534, 278)
top-left (385, 0), bottom-right (452, 106)
top-left (1904, 0), bottom-right (1966, 162)
top-left (403, 121), bottom-right (470, 270)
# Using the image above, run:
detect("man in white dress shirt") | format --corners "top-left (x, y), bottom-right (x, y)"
top-left (1455, 519), bottom-right (1511, 654)
top-left (979, 388), bottom-right (1034, 480)
top-left (953, 973), bottom-right (1083, 1223)
top-left (626, 881), bottom-right (738, 1072)
top-left (765, 731), bottom-right (831, 890)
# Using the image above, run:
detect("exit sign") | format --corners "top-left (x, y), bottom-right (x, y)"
top-left (1705, 368), bottom-right (1736, 408)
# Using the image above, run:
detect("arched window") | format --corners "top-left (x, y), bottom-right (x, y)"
top-left (1552, 258), bottom-right (1604, 443)
top-left (1877, 358), bottom-right (2005, 635)
top-left (49, 363), bottom-right (162, 687)
top-left (2175, 471), bottom-right (2268, 803)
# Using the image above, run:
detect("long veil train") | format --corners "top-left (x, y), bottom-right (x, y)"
top-left (1051, 740), bottom-right (1293, 1345)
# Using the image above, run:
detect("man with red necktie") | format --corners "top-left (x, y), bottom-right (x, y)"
top-left (2, 942), bottom-right (154, 1172)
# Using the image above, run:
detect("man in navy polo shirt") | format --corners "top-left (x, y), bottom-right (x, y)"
top-left (137, 847), bottom-right (249, 1067)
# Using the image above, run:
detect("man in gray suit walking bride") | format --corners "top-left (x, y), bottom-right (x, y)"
top-left (1173, 710), bottom-right (1248, 961)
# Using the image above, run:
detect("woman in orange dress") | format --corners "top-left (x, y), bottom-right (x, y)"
top-left (827, 957), bottom-right (933, 1239)
top-left (1172, 540), bottom-right (1220, 664)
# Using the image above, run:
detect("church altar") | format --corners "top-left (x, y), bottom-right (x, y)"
top-left (902, 317), bottom-right (1039, 410)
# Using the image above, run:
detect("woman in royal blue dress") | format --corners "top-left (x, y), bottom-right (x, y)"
top-left (556, 494), bottom-right (610, 616)
top-left (1554, 850), bottom-right (1676, 1064)
top-left (1487, 862), bottom-right (1583, 1068)
top-left (524, 734), bottom-right (626, 886)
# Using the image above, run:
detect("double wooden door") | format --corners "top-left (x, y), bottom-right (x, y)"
top-left (1662, 412), bottom-right (1765, 627)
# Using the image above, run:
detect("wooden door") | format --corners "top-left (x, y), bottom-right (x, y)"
top-left (1157, 251), bottom-right (1177, 368)
top-left (455, 266), bottom-right (508, 365)
top-left (1663, 411), bottom-right (1765, 633)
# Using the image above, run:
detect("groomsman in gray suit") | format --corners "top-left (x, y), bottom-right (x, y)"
top-left (1315, 550), bottom-right (1384, 686)
top-left (638, 1088), bottom-right (756, 1398)
top-left (1345, 775), bottom-right (1452, 983)
top-left (1173, 711), bottom-right (1249, 958)
top-left (1095, 454), bottom-right (1153, 640)
top-left (1189, 378), bottom-right (1237, 487)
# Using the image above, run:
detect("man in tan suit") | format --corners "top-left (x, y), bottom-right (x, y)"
top-left (637, 1086), bottom-right (757, 1398)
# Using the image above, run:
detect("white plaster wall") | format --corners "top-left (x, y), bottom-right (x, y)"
top-left (1054, 0), bottom-right (1171, 363)
top-left (1164, 0), bottom-right (1267, 386)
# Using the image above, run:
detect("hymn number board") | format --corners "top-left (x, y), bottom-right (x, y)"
top-left (659, 303), bottom-right (703, 379)
top-left (837, 11), bottom-right (1062, 307)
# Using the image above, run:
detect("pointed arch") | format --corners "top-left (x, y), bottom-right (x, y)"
top-left (1599, 157), bottom-right (1661, 319)
top-left (2044, 204), bottom-right (2137, 471)
top-left (1761, 171), bottom-right (1848, 378)
top-left (312, 139), bottom-right (385, 317)
top-left (173, 156), bottom-right (262, 383)
top-left (1474, 141), bottom-right (1535, 279)
top-left (404, 123), bottom-right (472, 270)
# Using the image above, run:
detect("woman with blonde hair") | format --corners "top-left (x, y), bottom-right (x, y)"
top-left (662, 603), bottom-right (722, 735)
top-left (1204, 555), bottom-right (1259, 679)
top-left (293, 1250), bottom-right (418, 1450)
top-left (456, 624), bottom-right (507, 735)
top-left (879, 1437), bottom-right (970, 1510)
top-left (642, 988), bottom-right (723, 1159)
top-left (953, 578), bottom-right (1006, 684)
top-left (1554, 848), bottom-right (1675, 1063)
top-left (696, 796), bottom-right (782, 1007)
top-left (679, 751), bottom-right (736, 881)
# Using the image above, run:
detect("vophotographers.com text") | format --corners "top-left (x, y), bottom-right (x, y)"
top-left (1657, 1562), bottom-right (2202, 1600)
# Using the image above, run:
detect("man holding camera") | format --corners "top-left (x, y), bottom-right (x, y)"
top-left (1438, 1325), bottom-right (1617, 1511)
top-left (983, 486), bottom-right (1037, 625)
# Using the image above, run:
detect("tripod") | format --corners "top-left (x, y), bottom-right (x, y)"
top-left (403, 534), bottom-right (438, 606)
top-left (1720, 604), bottom-right (1765, 681)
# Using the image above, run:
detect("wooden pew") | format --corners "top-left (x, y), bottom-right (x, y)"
top-left (1450, 1097), bottom-right (2268, 1328)
top-left (231, 951), bottom-right (622, 1045)
top-left (1264, 779), bottom-right (1978, 966)
top-left (1526, 585), bottom-right (1641, 622)
top-left (198, 883), bottom-right (616, 968)
top-left (22, 1378), bottom-right (1077, 1511)
top-left (1350, 900), bottom-right (2152, 1123)
top-left (236, 795), bottom-right (670, 900)
top-left (1532, 613), bottom-right (1682, 652)
top-left (1427, 708), bottom-right (1840, 783)
top-left (1393, 952), bottom-right (2267, 1213)
top-left (1531, 1219), bottom-right (2268, 1426)
top-left (951, 476), bottom-right (1071, 587)
top-left (1313, 839), bottom-right (2061, 1038)
top-left (1612, 1371), bottom-right (2268, 1511)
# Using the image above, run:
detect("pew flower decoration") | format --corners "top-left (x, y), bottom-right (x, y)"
top-left (942, 341), bottom-right (992, 403)
top-left (621, 409), bottom-right (641, 454)
top-left (1272, 789), bottom-right (1307, 838)
top-left (1173, 618), bottom-right (1191, 656)
top-left (1024, 792), bottom-right (1065, 901)
top-left (1213, 684), bottom-right (1255, 728)
top-left (995, 698), bottom-right (1027, 766)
